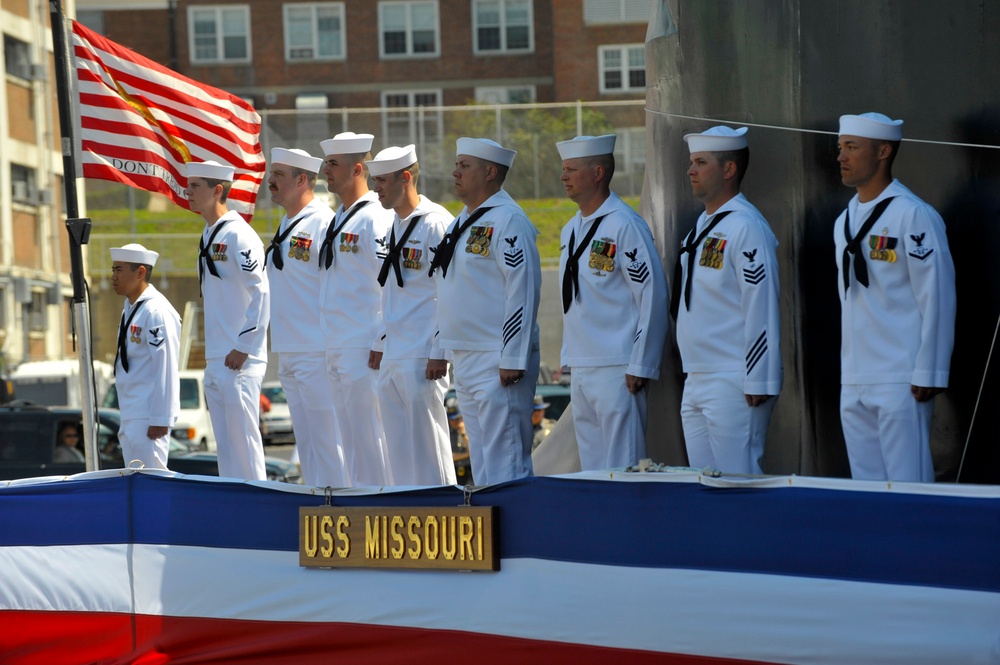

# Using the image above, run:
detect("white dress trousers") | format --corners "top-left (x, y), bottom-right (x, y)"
top-left (840, 383), bottom-right (935, 482)
top-left (326, 348), bottom-right (391, 486)
top-left (279, 351), bottom-right (347, 487)
top-left (203, 357), bottom-right (267, 480)
top-left (681, 371), bottom-right (775, 475)
top-left (452, 347), bottom-right (539, 485)
top-left (118, 418), bottom-right (170, 470)
top-left (570, 365), bottom-right (648, 471)
top-left (377, 357), bottom-right (456, 486)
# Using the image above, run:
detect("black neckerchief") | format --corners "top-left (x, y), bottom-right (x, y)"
top-left (264, 212), bottom-right (307, 270)
top-left (562, 214), bottom-right (609, 314)
top-left (198, 218), bottom-right (231, 296)
top-left (842, 196), bottom-right (896, 291)
top-left (428, 206), bottom-right (494, 278)
top-left (318, 199), bottom-right (372, 270)
top-left (114, 299), bottom-right (146, 375)
top-left (670, 210), bottom-right (733, 320)
top-left (377, 214), bottom-right (424, 287)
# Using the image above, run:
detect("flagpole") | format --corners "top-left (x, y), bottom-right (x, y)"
top-left (50, 0), bottom-right (100, 471)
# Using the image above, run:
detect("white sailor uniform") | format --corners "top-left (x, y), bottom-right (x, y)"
top-left (114, 284), bottom-right (181, 470)
top-left (559, 192), bottom-right (669, 470)
top-left (200, 210), bottom-right (270, 480)
top-left (267, 197), bottom-right (346, 487)
top-left (676, 193), bottom-right (782, 475)
top-left (376, 195), bottom-right (456, 486)
top-left (834, 179), bottom-right (956, 482)
top-left (319, 191), bottom-right (393, 486)
top-left (436, 189), bottom-right (542, 485)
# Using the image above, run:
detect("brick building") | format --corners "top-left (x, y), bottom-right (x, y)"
top-left (1, 0), bottom-right (78, 367)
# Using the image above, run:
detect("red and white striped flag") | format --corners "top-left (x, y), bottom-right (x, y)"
top-left (70, 20), bottom-right (265, 220)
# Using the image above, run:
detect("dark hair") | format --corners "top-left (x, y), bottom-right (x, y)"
top-left (713, 147), bottom-right (750, 186)
top-left (589, 154), bottom-right (616, 183)
top-left (128, 262), bottom-right (154, 281)
top-left (200, 177), bottom-right (233, 203)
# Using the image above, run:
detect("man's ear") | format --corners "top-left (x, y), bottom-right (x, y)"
top-left (723, 159), bottom-right (738, 181)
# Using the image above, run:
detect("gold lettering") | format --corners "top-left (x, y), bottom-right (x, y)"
top-left (442, 515), bottom-right (457, 560)
top-left (320, 515), bottom-right (335, 557)
top-left (477, 516), bottom-right (483, 560)
top-left (459, 516), bottom-right (474, 561)
top-left (365, 516), bottom-right (380, 559)
top-left (303, 515), bottom-right (318, 557)
top-left (407, 516), bottom-right (422, 559)
top-left (390, 516), bottom-right (404, 559)
top-left (336, 515), bottom-right (350, 558)
top-left (425, 516), bottom-right (439, 559)
top-left (381, 515), bottom-right (388, 558)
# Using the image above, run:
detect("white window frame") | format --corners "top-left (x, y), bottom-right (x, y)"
top-left (378, 1), bottom-right (440, 59)
top-left (474, 85), bottom-right (536, 104)
top-left (584, 0), bottom-right (652, 25)
top-left (283, 2), bottom-right (347, 62)
top-left (472, 0), bottom-right (534, 55)
top-left (380, 90), bottom-right (443, 147)
top-left (189, 5), bottom-right (252, 64)
top-left (598, 44), bottom-right (646, 94)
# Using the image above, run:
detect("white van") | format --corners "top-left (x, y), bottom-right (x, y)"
top-left (10, 359), bottom-right (115, 408)
top-left (104, 369), bottom-right (216, 451)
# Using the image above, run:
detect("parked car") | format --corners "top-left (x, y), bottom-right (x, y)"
top-left (0, 403), bottom-right (300, 483)
top-left (260, 381), bottom-right (294, 445)
top-left (104, 369), bottom-right (216, 451)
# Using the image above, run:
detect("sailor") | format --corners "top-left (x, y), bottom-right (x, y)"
top-left (367, 145), bottom-right (456, 486)
top-left (676, 126), bottom-right (782, 475)
top-left (266, 147), bottom-right (346, 487)
top-left (834, 112), bottom-right (956, 482)
top-left (531, 395), bottom-right (556, 451)
top-left (185, 160), bottom-right (270, 481)
top-left (433, 137), bottom-right (542, 485)
top-left (110, 243), bottom-right (181, 470)
top-left (557, 134), bottom-right (669, 470)
top-left (317, 132), bottom-right (393, 486)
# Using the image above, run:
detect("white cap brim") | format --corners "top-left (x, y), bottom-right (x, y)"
top-left (456, 137), bottom-right (516, 167)
top-left (271, 147), bottom-right (323, 173)
top-left (186, 160), bottom-right (235, 181)
top-left (683, 126), bottom-right (749, 153)
top-left (839, 113), bottom-right (903, 141)
top-left (320, 132), bottom-right (375, 156)
top-left (111, 243), bottom-right (158, 266)
top-left (366, 145), bottom-right (418, 177)
top-left (556, 134), bottom-right (617, 160)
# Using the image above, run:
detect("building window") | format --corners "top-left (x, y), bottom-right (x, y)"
top-left (473, 0), bottom-right (532, 54)
top-left (284, 3), bottom-right (346, 61)
top-left (189, 5), bottom-right (251, 64)
top-left (474, 85), bottom-right (536, 104)
top-left (599, 44), bottom-right (645, 93)
top-left (584, 0), bottom-right (652, 24)
top-left (379, 1), bottom-right (439, 58)
top-left (381, 90), bottom-right (442, 147)
top-left (29, 290), bottom-right (47, 333)
top-left (295, 93), bottom-right (330, 144)
top-left (4, 35), bottom-right (32, 80)
top-left (11, 164), bottom-right (37, 205)
top-left (76, 10), bottom-right (105, 34)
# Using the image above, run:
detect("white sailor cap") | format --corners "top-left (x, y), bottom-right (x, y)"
top-left (839, 112), bottom-right (904, 141)
top-left (366, 145), bottom-right (418, 177)
top-left (110, 243), bottom-right (159, 266)
top-left (320, 132), bottom-right (375, 156)
top-left (270, 147), bottom-right (323, 173)
top-left (186, 160), bottom-right (235, 182)
top-left (556, 134), bottom-right (616, 160)
top-left (456, 137), bottom-right (517, 168)
top-left (683, 126), bottom-right (749, 153)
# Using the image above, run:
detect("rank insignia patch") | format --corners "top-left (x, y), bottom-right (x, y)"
top-left (467, 226), bottom-right (494, 257)
top-left (129, 325), bottom-right (142, 343)
top-left (402, 247), bottom-right (423, 270)
top-left (288, 235), bottom-right (313, 262)
top-left (240, 249), bottom-right (258, 272)
top-left (211, 243), bottom-right (228, 261)
top-left (375, 235), bottom-right (388, 259)
top-left (699, 237), bottom-right (726, 269)
top-left (742, 248), bottom-right (765, 284)
top-left (868, 234), bottom-right (897, 262)
top-left (908, 232), bottom-right (935, 261)
top-left (148, 327), bottom-right (164, 348)
top-left (503, 236), bottom-right (524, 268)
top-left (625, 248), bottom-right (648, 284)
top-left (588, 240), bottom-right (616, 272)
top-left (340, 232), bottom-right (360, 254)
